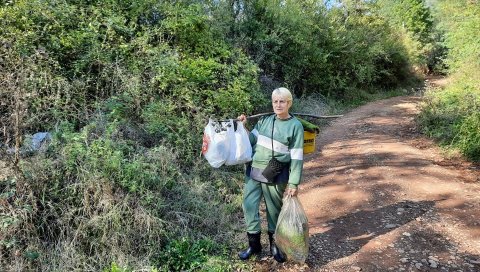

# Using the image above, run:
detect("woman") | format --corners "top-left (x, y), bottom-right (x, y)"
top-left (237, 87), bottom-right (304, 262)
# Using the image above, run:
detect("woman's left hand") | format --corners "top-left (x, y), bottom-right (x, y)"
top-left (286, 187), bottom-right (298, 197)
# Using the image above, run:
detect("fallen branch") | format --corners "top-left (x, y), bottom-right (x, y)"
top-left (246, 112), bottom-right (343, 119)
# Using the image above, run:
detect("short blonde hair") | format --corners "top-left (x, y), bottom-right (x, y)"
top-left (272, 87), bottom-right (293, 102)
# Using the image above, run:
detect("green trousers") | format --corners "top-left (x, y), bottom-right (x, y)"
top-left (242, 177), bottom-right (287, 234)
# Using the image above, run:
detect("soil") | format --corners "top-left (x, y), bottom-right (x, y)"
top-left (254, 78), bottom-right (480, 271)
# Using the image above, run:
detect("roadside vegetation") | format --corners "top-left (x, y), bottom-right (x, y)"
top-left (418, 0), bottom-right (480, 161)
top-left (1, 0), bottom-right (476, 271)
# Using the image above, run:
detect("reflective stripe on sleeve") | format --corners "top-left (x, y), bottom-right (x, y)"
top-left (290, 148), bottom-right (303, 160)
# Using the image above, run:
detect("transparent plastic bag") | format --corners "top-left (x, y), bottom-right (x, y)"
top-left (202, 119), bottom-right (233, 168)
top-left (275, 195), bottom-right (309, 263)
top-left (225, 121), bottom-right (252, 165)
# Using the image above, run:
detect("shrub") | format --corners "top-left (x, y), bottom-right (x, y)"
top-left (418, 0), bottom-right (480, 162)
top-left (155, 237), bottom-right (215, 271)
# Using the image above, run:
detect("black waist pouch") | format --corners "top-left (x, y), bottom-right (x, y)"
top-left (262, 115), bottom-right (289, 183)
top-left (262, 157), bottom-right (289, 183)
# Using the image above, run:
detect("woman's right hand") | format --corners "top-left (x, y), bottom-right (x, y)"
top-left (237, 114), bottom-right (247, 125)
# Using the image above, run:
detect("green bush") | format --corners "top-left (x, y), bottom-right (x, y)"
top-left (455, 112), bottom-right (480, 161)
top-left (2, 117), bottom-right (246, 270)
top-left (376, 0), bottom-right (443, 73)
top-left (221, 0), bottom-right (414, 99)
top-left (419, 80), bottom-right (480, 161)
top-left (418, 0), bottom-right (480, 161)
top-left (155, 237), bottom-right (215, 271)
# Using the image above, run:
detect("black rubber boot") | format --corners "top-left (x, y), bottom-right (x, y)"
top-left (268, 231), bottom-right (286, 263)
top-left (238, 232), bottom-right (262, 260)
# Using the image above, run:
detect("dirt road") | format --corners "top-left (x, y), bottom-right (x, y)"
top-left (261, 89), bottom-right (480, 271)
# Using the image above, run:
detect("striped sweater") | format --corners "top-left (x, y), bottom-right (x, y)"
top-left (249, 114), bottom-right (304, 188)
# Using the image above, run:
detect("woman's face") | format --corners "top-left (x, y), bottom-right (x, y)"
top-left (272, 95), bottom-right (291, 118)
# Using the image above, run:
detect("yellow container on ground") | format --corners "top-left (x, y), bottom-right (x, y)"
top-left (303, 131), bottom-right (316, 154)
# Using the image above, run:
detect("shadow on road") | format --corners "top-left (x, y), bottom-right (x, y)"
top-left (307, 200), bottom-right (434, 267)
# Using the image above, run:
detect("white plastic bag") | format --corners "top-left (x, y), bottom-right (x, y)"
top-left (225, 121), bottom-right (252, 165)
top-left (202, 119), bottom-right (233, 168)
top-left (275, 195), bottom-right (309, 263)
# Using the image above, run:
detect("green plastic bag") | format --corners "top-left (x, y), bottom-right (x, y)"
top-left (275, 195), bottom-right (309, 263)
